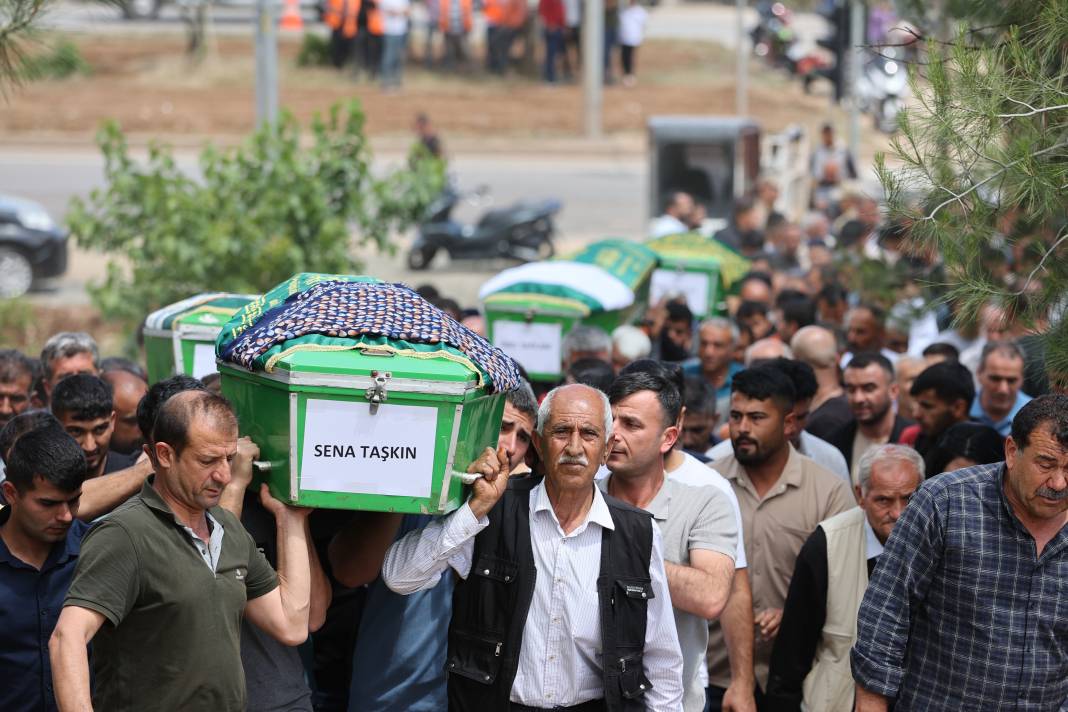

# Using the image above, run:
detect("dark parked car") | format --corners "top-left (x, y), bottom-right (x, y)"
top-left (0, 194), bottom-right (68, 298)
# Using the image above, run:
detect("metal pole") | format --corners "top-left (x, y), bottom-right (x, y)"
top-left (255, 0), bottom-right (279, 127)
top-left (847, 0), bottom-right (863, 162)
top-left (735, 0), bottom-right (747, 116)
top-left (583, 0), bottom-right (604, 139)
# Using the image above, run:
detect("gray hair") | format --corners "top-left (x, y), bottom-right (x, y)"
top-left (857, 444), bottom-right (925, 493)
top-left (611, 325), bottom-right (652, 362)
top-left (978, 340), bottom-right (1026, 372)
top-left (698, 317), bottom-right (740, 343)
top-left (504, 380), bottom-right (538, 423)
top-left (536, 384), bottom-right (613, 440)
top-left (40, 332), bottom-right (99, 381)
top-left (562, 325), bottom-right (612, 361)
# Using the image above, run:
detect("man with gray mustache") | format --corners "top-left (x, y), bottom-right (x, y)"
top-left (382, 383), bottom-right (684, 711)
top-left (852, 394), bottom-right (1068, 711)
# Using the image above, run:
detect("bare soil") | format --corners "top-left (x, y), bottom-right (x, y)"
top-left (4, 33), bottom-right (847, 140)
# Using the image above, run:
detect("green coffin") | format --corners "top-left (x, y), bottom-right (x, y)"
top-left (143, 293), bottom-right (258, 384)
top-left (645, 233), bottom-right (752, 318)
top-left (565, 239), bottom-right (659, 302)
top-left (480, 260), bottom-right (637, 383)
top-left (219, 343), bottom-right (504, 515)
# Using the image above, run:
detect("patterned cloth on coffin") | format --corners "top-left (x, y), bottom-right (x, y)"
top-left (219, 280), bottom-right (523, 393)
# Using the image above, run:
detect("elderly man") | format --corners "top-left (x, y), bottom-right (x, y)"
top-left (327, 378), bottom-right (541, 711)
top-left (971, 341), bottom-right (1032, 436)
top-left (685, 318), bottom-right (742, 431)
top-left (562, 325), bottom-right (613, 372)
top-left (852, 395), bottom-right (1068, 710)
top-left (50, 391), bottom-right (314, 711)
top-left (601, 371), bottom-right (737, 711)
top-left (383, 383), bottom-right (684, 710)
top-left (39, 332), bottom-right (100, 400)
top-left (765, 445), bottom-right (924, 711)
top-left (611, 325), bottom-right (652, 374)
top-left (708, 366), bottom-right (854, 703)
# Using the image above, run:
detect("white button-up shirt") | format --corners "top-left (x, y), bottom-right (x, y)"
top-left (382, 482), bottom-right (684, 710)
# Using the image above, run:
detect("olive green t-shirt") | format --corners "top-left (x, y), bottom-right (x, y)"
top-left (63, 479), bottom-right (278, 712)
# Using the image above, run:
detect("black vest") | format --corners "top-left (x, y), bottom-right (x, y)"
top-left (446, 477), bottom-right (656, 711)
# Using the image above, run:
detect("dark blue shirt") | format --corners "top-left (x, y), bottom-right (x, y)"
top-left (0, 507), bottom-right (89, 712)
top-left (851, 462), bottom-right (1068, 710)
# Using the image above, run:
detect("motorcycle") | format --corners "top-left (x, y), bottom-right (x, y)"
top-left (750, 1), bottom-right (797, 69)
top-left (854, 47), bottom-right (910, 134)
top-left (406, 186), bottom-right (561, 270)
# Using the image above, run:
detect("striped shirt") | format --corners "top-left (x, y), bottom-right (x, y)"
top-left (851, 462), bottom-right (1068, 710)
top-left (382, 483), bottom-right (684, 710)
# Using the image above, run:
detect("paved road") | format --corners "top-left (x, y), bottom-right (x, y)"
top-left (0, 147), bottom-right (646, 307)
top-left (43, 0), bottom-right (827, 48)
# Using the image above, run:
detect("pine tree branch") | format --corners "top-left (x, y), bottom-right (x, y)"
top-left (921, 137), bottom-right (1068, 221)
top-left (1011, 224), bottom-right (1068, 297)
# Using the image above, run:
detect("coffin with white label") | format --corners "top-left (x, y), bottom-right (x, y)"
top-left (480, 259), bottom-right (641, 383)
top-left (218, 346), bottom-right (504, 514)
top-left (143, 293), bottom-right (258, 384)
top-left (645, 233), bottom-right (752, 318)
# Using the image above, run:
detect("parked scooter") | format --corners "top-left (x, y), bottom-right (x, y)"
top-left (406, 186), bottom-right (562, 270)
top-left (854, 47), bottom-right (910, 134)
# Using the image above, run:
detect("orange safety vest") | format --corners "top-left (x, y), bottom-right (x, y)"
top-left (438, 0), bottom-right (473, 33)
top-left (483, 0), bottom-right (504, 25)
top-left (324, 0), bottom-right (383, 38)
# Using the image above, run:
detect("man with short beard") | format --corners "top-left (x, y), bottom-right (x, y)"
top-left (708, 365), bottom-right (854, 702)
top-left (826, 353), bottom-right (914, 483)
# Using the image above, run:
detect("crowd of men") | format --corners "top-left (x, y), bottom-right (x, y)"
top-left (1, 136), bottom-right (1067, 710)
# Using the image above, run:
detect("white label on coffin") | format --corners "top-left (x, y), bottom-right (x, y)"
top-left (191, 343), bottom-right (219, 379)
top-left (492, 320), bottom-right (562, 374)
top-left (649, 269), bottom-right (710, 315)
top-left (300, 397), bottom-right (437, 498)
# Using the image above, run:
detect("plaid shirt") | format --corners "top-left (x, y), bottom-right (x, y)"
top-left (850, 462), bottom-right (1068, 710)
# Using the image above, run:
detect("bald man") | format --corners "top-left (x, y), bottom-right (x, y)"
top-left (102, 369), bottom-right (149, 456)
top-left (792, 326), bottom-right (852, 442)
top-left (745, 338), bottom-right (794, 366)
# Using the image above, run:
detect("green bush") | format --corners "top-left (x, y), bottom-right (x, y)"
top-left (67, 101), bottom-right (446, 329)
top-left (20, 38), bottom-right (90, 81)
top-left (296, 32), bottom-right (332, 67)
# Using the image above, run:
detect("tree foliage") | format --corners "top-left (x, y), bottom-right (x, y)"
top-left (0, 0), bottom-right (48, 86)
top-left (68, 101), bottom-right (445, 329)
top-left (878, 0), bottom-right (1068, 385)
